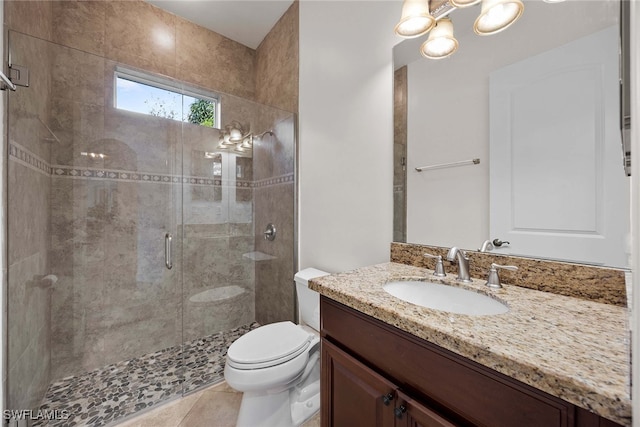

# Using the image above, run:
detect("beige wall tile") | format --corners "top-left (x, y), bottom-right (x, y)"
top-left (184, 291), bottom-right (254, 342)
top-left (5, 1), bottom-right (53, 41)
top-left (51, 0), bottom-right (106, 57)
top-left (255, 2), bottom-right (299, 113)
top-left (176, 19), bottom-right (256, 100)
top-left (255, 183), bottom-right (295, 324)
top-left (393, 66), bottom-right (407, 243)
top-left (105, 1), bottom-right (176, 78)
top-left (7, 33), bottom-right (54, 160)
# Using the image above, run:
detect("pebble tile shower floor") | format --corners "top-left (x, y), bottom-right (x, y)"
top-left (33, 323), bottom-right (259, 427)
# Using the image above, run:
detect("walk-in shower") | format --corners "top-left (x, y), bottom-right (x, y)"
top-left (5, 15), bottom-right (296, 426)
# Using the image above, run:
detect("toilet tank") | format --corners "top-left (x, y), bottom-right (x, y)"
top-left (294, 268), bottom-right (330, 332)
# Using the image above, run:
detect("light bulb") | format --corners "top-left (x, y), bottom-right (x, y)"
top-left (420, 18), bottom-right (458, 59)
top-left (474, 0), bottom-right (524, 35)
top-left (394, 0), bottom-right (435, 38)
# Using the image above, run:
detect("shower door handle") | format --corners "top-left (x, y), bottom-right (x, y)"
top-left (165, 232), bottom-right (173, 270)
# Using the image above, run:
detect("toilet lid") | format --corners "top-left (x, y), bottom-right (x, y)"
top-left (227, 321), bottom-right (313, 368)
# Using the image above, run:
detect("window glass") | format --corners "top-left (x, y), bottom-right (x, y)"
top-left (115, 72), bottom-right (218, 128)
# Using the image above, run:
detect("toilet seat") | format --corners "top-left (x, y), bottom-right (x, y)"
top-left (227, 321), bottom-right (314, 370)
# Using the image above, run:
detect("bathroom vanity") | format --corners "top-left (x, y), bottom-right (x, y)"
top-left (310, 262), bottom-right (630, 427)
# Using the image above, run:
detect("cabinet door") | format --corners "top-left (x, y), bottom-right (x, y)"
top-left (395, 390), bottom-right (459, 427)
top-left (321, 339), bottom-right (396, 427)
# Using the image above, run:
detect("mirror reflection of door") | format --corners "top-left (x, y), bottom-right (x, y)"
top-left (490, 27), bottom-right (629, 268)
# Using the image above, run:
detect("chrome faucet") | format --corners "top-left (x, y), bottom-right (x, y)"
top-left (423, 253), bottom-right (446, 277)
top-left (446, 247), bottom-right (472, 283)
top-left (485, 263), bottom-right (518, 289)
top-left (479, 240), bottom-right (494, 252)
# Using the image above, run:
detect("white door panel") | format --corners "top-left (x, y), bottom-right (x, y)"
top-left (490, 26), bottom-right (629, 267)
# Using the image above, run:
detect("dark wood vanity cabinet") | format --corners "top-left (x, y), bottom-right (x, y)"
top-left (322, 339), bottom-right (455, 427)
top-left (320, 296), bottom-right (623, 427)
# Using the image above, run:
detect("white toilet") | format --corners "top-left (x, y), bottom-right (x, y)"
top-left (224, 268), bottom-right (329, 427)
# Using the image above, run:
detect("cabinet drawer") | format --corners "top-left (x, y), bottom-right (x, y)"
top-left (321, 297), bottom-right (574, 427)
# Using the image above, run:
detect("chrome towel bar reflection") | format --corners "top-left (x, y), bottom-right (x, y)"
top-left (415, 158), bottom-right (480, 172)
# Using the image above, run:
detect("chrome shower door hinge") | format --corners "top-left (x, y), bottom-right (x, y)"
top-left (9, 64), bottom-right (29, 87)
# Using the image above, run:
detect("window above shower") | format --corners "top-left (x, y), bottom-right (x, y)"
top-left (115, 67), bottom-right (220, 128)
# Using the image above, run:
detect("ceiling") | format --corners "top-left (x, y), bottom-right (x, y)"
top-left (146, 0), bottom-right (295, 49)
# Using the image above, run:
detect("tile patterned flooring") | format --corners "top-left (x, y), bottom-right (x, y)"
top-left (33, 324), bottom-right (258, 427)
top-left (113, 381), bottom-right (321, 427)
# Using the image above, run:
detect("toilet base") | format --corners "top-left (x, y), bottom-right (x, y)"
top-left (236, 389), bottom-right (293, 427)
top-left (290, 375), bottom-right (321, 426)
top-left (235, 384), bottom-right (319, 427)
top-left (235, 359), bottom-right (320, 427)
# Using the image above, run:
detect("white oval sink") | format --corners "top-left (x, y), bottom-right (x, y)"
top-left (383, 281), bottom-right (508, 316)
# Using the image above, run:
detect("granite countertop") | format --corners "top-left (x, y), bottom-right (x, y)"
top-left (309, 262), bottom-right (631, 426)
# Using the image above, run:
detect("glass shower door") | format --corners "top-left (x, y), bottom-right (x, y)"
top-left (6, 30), bottom-right (185, 425)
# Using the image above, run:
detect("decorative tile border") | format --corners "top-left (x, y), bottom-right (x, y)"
top-left (253, 173), bottom-right (295, 188)
top-left (10, 144), bottom-right (287, 189)
top-left (52, 166), bottom-right (231, 187)
top-left (8, 142), bottom-right (52, 176)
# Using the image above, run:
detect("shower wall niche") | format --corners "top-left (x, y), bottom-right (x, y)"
top-left (5, 0), bottom-right (298, 423)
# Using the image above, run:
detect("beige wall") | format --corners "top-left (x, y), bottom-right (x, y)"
top-left (255, 1), bottom-right (299, 113)
top-left (298, 1), bottom-right (396, 273)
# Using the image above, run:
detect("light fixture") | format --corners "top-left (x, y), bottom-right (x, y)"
top-left (216, 122), bottom-right (271, 154)
top-left (473, 0), bottom-right (524, 36)
top-left (394, 0), bottom-right (435, 39)
top-left (240, 135), bottom-right (253, 149)
top-left (420, 18), bottom-right (458, 59)
top-left (394, 0), bottom-right (524, 60)
top-left (449, 0), bottom-right (481, 8)
top-left (225, 121), bottom-right (245, 143)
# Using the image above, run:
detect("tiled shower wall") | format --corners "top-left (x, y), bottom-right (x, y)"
top-left (254, 117), bottom-right (296, 325)
top-left (254, 1), bottom-right (299, 325)
top-left (5, 0), bottom-right (297, 409)
top-left (6, 35), bottom-right (53, 412)
top-left (5, 0), bottom-right (257, 101)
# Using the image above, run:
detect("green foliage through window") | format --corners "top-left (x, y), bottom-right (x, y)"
top-left (115, 71), bottom-right (219, 129)
top-left (187, 99), bottom-right (216, 128)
